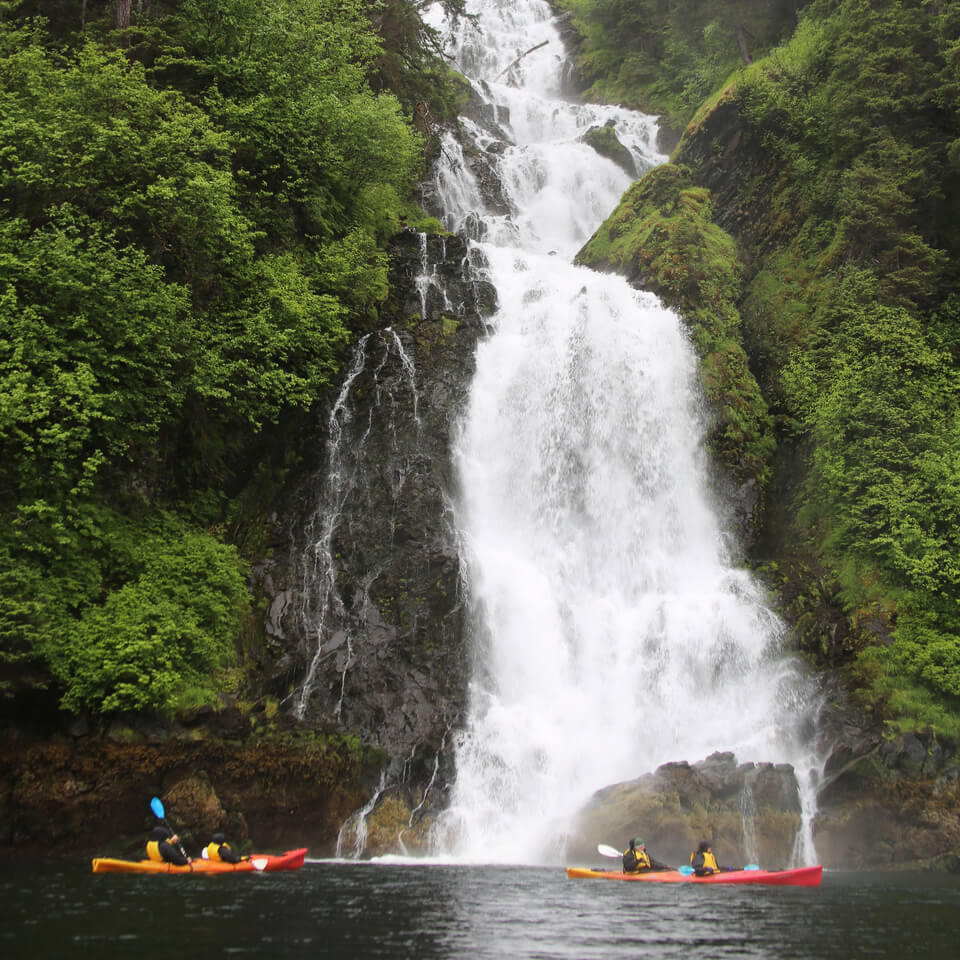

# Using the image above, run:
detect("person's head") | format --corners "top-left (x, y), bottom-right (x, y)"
top-left (632, 837), bottom-right (644, 849)
top-left (697, 840), bottom-right (711, 853)
top-left (212, 832), bottom-right (225, 844)
top-left (150, 826), bottom-right (168, 841)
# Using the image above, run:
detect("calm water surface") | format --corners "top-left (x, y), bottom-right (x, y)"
top-left (1, 860), bottom-right (957, 959)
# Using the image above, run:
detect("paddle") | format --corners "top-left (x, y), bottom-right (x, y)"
top-left (597, 844), bottom-right (622, 859)
top-left (149, 796), bottom-right (190, 862)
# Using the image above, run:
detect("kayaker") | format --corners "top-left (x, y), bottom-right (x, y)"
top-left (621, 838), bottom-right (670, 873)
top-left (622, 837), bottom-right (650, 873)
top-left (146, 825), bottom-right (191, 866)
top-left (690, 840), bottom-right (720, 876)
top-left (203, 832), bottom-right (244, 863)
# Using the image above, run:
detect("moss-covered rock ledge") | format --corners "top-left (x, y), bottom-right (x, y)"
top-left (0, 714), bottom-right (384, 861)
top-left (575, 162), bottom-right (775, 537)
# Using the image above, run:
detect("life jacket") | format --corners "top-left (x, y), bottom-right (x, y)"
top-left (622, 846), bottom-right (651, 873)
top-left (146, 840), bottom-right (164, 862)
top-left (690, 850), bottom-right (719, 875)
top-left (205, 841), bottom-right (230, 862)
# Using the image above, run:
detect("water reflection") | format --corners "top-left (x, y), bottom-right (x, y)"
top-left (1, 861), bottom-right (959, 959)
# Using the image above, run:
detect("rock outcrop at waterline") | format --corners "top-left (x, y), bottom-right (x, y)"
top-left (566, 732), bottom-right (960, 872)
top-left (0, 723), bottom-right (377, 858)
top-left (566, 752), bottom-right (803, 869)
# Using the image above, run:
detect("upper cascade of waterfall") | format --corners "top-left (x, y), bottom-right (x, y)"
top-left (424, 0), bottom-right (664, 258)
top-left (423, 0), bottom-right (823, 866)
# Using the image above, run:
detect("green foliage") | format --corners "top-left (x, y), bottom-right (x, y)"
top-left (0, 2), bottom-right (444, 717)
top-left (727, 0), bottom-right (960, 725)
top-left (47, 524), bottom-right (249, 714)
top-left (557, 0), bottom-right (808, 133)
top-left (579, 0), bottom-right (960, 732)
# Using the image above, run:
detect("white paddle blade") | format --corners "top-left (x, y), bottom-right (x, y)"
top-left (597, 844), bottom-right (622, 859)
top-left (251, 858), bottom-right (269, 871)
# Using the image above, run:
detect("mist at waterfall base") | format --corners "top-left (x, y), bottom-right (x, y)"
top-left (420, 0), bottom-right (824, 864)
top-left (6, 861), bottom-right (960, 960)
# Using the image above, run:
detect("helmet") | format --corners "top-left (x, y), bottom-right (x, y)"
top-left (212, 832), bottom-right (225, 844)
top-left (632, 838), bottom-right (644, 847)
top-left (698, 840), bottom-right (710, 853)
top-left (151, 826), bottom-right (168, 841)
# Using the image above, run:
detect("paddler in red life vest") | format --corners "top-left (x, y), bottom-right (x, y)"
top-left (146, 826), bottom-right (191, 866)
top-left (690, 840), bottom-right (720, 876)
top-left (202, 832), bottom-right (243, 863)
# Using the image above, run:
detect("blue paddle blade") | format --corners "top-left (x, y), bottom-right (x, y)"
top-left (150, 796), bottom-right (165, 820)
top-left (744, 864), bottom-right (760, 871)
top-left (678, 865), bottom-right (694, 876)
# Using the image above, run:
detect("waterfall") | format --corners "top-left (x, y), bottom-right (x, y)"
top-left (424, 0), bottom-right (823, 864)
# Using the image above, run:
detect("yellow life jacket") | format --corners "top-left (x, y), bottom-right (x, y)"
top-left (690, 849), bottom-right (720, 872)
top-left (146, 840), bottom-right (164, 862)
top-left (205, 841), bottom-right (230, 862)
top-left (623, 846), bottom-right (651, 872)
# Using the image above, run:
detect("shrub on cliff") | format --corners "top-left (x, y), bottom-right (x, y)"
top-left (0, 2), bottom-right (438, 717)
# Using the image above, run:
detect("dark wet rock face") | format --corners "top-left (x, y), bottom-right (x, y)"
top-left (0, 731), bottom-right (375, 859)
top-left (248, 230), bottom-right (497, 846)
top-left (811, 716), bottom-right (960, 871)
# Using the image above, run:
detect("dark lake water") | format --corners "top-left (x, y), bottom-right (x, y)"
top-left (1, 858), bottom-right (958, 959)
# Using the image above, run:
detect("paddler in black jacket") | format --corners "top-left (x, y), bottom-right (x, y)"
top-left (203, 832), bottom-right (243, 863)
top-left (690, 840), bottom-right (721, 876)
top-left (622, 838), bottom-right (671, 873)
top-left (146, 826), bottom-right (191, 865)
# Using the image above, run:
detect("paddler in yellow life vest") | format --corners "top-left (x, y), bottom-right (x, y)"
top-left (690, 840), bottom-right (720, 876)
top-left (203, 832), bottom-right (243, 864)
top-left (146, 826), bottom-right (191, 866)
top-left (622, 837), bottom-right (652, 873)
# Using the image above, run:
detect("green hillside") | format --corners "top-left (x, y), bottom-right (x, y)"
top-left (0, 0), bottom-right (462, 719)
top-left (570, 0), bottom-right (960, 736)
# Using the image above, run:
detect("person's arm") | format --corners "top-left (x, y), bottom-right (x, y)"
top-left (159, 839), bottom-right (191, 866)
top-left (220, 844), bottom-right (243, 864)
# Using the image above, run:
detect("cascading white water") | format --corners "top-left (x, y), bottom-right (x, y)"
top-left (424, 0), bottom-right (822, 865)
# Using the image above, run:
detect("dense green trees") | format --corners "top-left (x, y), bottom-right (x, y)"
top-left (0, 2), bottom-right (435, 716)
top-left (557, 0), bottom-right (807, 137)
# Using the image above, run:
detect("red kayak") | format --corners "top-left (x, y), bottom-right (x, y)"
top-left (566, 865), bottom-right (822, 886)
top-left (91, 848), bottom-right (307, 874)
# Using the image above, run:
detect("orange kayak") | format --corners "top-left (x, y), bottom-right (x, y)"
top-left (566, 865), bottom-right (822, 886)
top-left (91, 847), bottom-right (307, 874)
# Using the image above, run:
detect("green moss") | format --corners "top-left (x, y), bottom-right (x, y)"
top-left (578, 164), bottom-right (774, 491)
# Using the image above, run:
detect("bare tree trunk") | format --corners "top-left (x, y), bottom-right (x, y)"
top-left (116, 0), bottom-right (132, 31)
